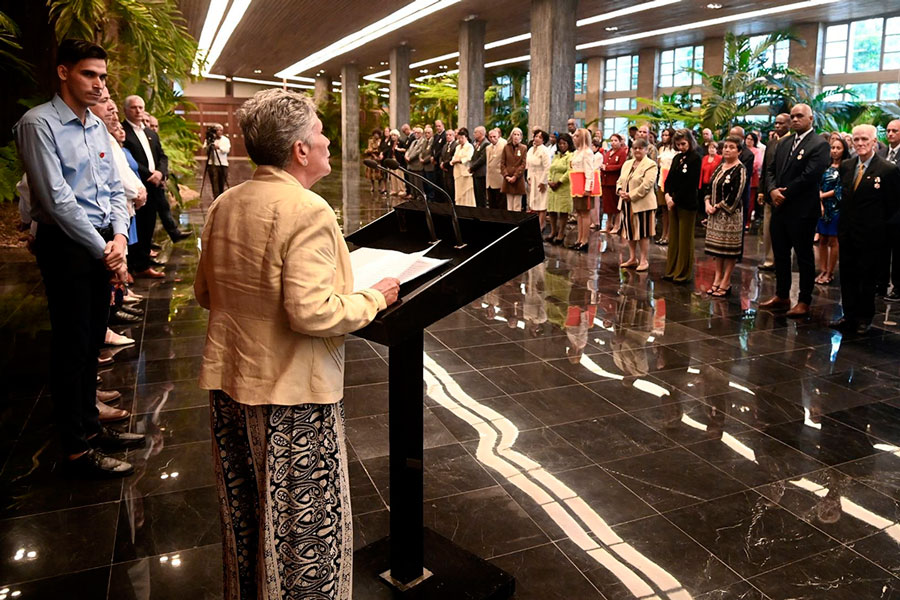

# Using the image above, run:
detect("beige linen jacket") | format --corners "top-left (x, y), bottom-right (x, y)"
top-left (486, 137), bottom-right (507, 189)
top-left (616, 156), bottom-right (659, 213)
top-left (194, 166), bottom-right (386, 406)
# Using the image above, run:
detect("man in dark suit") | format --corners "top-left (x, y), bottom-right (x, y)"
top-left (830, 125), bottom-right (900, 334)
top-left (876, 119), bottom-right (900, 301)
top-left (431, 119), bottom-right (448, 196)
top-left (469, 125), bottom-right (490, 208)
top-left (123, 95), bottom-right (189, 277)
top-left (440, 128), bottom-right (457, 201)
top-left (759, 104), bottom-right (831, 318)
top-left (757, 114), bottom-right (791, 271)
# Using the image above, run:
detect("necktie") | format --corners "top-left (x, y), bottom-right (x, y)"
top-left (791, 135), bottom-right (801, 154)
top-left (890, 148), bottom-right (898, 163)
top-left (853, 162), bottom-right (865, 191)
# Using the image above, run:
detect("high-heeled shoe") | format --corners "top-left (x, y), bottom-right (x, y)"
top-left (711, 286), bottom-right (732, 297)
top-left (705, 285), bottom-right (720, 295)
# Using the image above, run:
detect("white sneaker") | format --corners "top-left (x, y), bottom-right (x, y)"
top-left (105, 328), bottom-right (135, 346)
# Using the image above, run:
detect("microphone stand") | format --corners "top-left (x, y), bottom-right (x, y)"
top-left (364, 159), bottom-right (438, 245)
top-left (383, 158), bottom-right (465, 249)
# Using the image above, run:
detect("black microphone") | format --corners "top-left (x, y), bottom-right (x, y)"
top-left (383, 158), bottom-right (465, 249)
top-left (363, 159), bottom-right (437, 244)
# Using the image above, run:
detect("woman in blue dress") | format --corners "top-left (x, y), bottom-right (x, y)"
top-left (815, 137), bottom-right (850, 285)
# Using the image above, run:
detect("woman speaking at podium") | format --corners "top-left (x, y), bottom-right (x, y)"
top-left (194, 89), bottom-right (400, 599)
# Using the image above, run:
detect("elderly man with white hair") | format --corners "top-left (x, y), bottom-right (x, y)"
top-left (829, 124), bottom-right (900, 335)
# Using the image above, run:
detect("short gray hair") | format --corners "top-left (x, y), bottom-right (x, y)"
top-left (237, 89), bottom-right (317, 169)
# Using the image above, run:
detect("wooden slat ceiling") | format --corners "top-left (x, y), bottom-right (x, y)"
top-left (177, 0), bottom-right (892, 81)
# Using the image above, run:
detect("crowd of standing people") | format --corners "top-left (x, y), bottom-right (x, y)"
top-left (364, 109), bottom-right (900, 333)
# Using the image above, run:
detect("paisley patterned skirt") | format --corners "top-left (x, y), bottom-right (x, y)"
top-left (210, 390), bottom-right (353, 600)
top-left (705, 207), bottom-right (744, 259)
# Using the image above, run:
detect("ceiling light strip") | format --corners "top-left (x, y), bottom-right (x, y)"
top-left (202, 0), bottom-right (253, 75)
top-left (576, 0), bottom-right (682, 27)
top-left (410, 51), bottom-right (460, 69)
top-left (577, 0), bottom-right (840, 50)
top-left (484, 55), bottom-right (531, 68)
top-left (276, 0), bottom-right (461, 78)
top-left (193, 0), bottom-right (229, 75)
top-left (484, 33), bottom-right (532, 50)
top-left (204, 73), bottom-right (313, 90)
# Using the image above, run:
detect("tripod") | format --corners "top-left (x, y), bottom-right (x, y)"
top-left (200, 137), bottom-right (227, 199)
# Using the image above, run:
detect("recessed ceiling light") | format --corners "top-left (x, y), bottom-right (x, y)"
top-left (253, 69), bottom-right (262, 73)
top-left (706, 3), bottom-right (722, 8)
top-left (380, 61), bottom-right (388, 66)
top-left (419, 68), bottom-right (429, 73)
top-left (605, 26), bottom-right (618, 31)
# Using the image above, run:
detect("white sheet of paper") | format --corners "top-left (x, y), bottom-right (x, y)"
top-left (350, 245), bottom-right (449, 292)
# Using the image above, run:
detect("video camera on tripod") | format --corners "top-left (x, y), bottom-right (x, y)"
top-left (205, 125), bottom-right (218, 145)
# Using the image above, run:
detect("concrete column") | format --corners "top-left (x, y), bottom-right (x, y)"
top-left (528, 0), bottom-right (577, 134)
top-left (225, 75), bottom-right (234, 97)
top-left (341, 63), bottom-right (360, 164)
top-left (635, 47), bottom-right (658, 111)
top-left (789, 22), bottom-right (823, 91)
top-left (314, 72), bottom-right (330, 106)
top-left (703, 37), bottom-right (724, 78)
top-left (458, 18), bottom-right (486, 132)
top-left (585, 56), bottom-right (603, 132)
top-left (389, 45), bottom-right (410, 129)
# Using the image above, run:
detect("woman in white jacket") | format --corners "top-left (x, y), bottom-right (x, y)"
top-left (451, 127), bottom-right (476, 207)
top-left (526, 130), bottom-right (551, 231)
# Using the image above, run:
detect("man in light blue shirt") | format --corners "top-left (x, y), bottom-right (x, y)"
top-left (13, 39), bottom-right (145, 477)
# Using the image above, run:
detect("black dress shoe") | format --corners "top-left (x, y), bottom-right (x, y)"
top-left (119, 305), bottom-right (144, 317)
top-left (856, 321), bottom-right (872, 335)
top-left (90, 426), bottom-right (146, 451)
top-left (68, 449), bottom-right (134, 478)
top-left (170, 230), bottom-right (192, 242)
top-left (828, 317), bottom-right (855, 332)
top-left (109, 309), bottom-right (141, 324)
top-left (150, 242), bottom-right (162, 250)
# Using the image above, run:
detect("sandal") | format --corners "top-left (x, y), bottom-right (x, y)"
top-left (817, 274), bottom-right (833, 285)
top-left (706, 285), bottom-right (720, 295)
top-left (711, 286), bottom-right (732, 297)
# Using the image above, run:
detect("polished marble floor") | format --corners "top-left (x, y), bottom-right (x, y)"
top-left (2, 162), bottom-right (900, 599)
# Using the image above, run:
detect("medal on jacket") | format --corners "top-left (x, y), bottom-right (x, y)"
top-left (797, 148), bottom-right (804, 160)
top-left (875, 176), bottom-right (881, 189)
top-left (517, 149), bottom-right (521, 157)
top-left (615, 156), bottom-right (619, 162)
top-left (725, 174), bottom-right (731, 184)
top-left (682, 164), bottom-right (687, 173)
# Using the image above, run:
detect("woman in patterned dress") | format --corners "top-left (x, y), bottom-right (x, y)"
top-left (815, 137), bottom-right (850, 285)
top-left (195, 89), bottom-right (401, 600)
top-left (703, 135), bottom-right (748, 297)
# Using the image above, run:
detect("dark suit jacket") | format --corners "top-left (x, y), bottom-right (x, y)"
top-left (432, 130), bottom-right (447, 165)
top-left (663, 150), bottom-right (701, 211)
top-left (837, 154), bottom-right (900, 244)
top-left (440, 140), bottom-right (457, 173)
top-left (469, 139), bottom-right (489, 177)
top-left (765, 129), bottom-right (830, 220)
top-left (877, 144), bottom-right (900, 170)
top-left (122, 121), bottom-right (168, 185)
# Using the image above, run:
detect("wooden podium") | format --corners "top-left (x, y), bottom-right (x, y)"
top-left (346, 200), bottom-right (544, 599)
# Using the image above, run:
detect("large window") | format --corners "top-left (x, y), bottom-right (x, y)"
top-left (574, 62), bottom-right (588, 94)
top-left (603, 117), bottom-right (630, 138)
top-left (749, 35), bottom-right (790, 68)
top-left (824, 82), bottom-right (896, 101)
top-left (658, 45), bottom-right (703, 88)
top-left (824, 17), bottom-right (900, 74)
top-left (604, 55), bottom-right (639, 92)
top-left (603, 98), bottom-right (637, 111)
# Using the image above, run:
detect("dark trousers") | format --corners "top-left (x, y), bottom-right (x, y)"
top-left (442, 169), bottom-right (455, 202)
top-left (664, 208), bottom-right (696, 282)
top-left (487, 187), bottom-right (504, 209)
top-left (150, 184), bottom-right (180, 240)
top-left (129, 201), bottom-right (157, 272)
top-left (408, 169), bottom-right (426, 200)
top-left (474, 176), bottom-right (487, 208)
top-left (209, 165), bottom-right (228, 198)
top-left (423, 170), bottom-right (440, 202)
top-left (771, 213), bottom-right (817, 305)
top-left (877, 225), bottom-right (900, 292)
top-left (34, 224), bottom-right (109, 454)
top-left (840, 236), bottom-right (880, 322)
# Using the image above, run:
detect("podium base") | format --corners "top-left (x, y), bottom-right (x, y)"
top-left (353, 528), bottom-right (515, 599)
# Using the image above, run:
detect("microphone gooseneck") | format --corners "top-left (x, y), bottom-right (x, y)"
top-left (364, 159), bottom-right (438, 244)
top-left (382, 158), bottom-right (465, 249)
